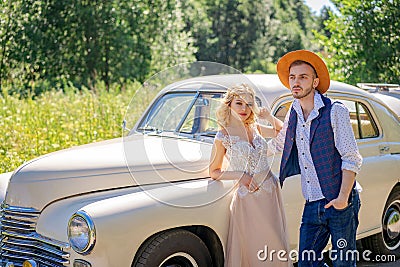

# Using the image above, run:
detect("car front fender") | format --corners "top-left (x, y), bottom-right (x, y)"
top-left (36, 179), bottom-right (234, 267)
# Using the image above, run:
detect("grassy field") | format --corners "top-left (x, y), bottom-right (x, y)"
top-left (0, 82), bottom-right (155, 173)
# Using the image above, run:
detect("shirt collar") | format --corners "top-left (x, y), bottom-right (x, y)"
top-left (292, 92), bottom-right (325, 122)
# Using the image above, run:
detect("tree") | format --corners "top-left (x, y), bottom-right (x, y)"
top-left (0, 0), bottom-right (19, 91)
top-left (191, 0), bottom-right (319, 72)
top-left (317, 6), bottom-right (333, 39)
top-left (188, 0), bottom-right (275, 71)
top-left (181, 0), bottom-right (213, 64)
top-left (0, 0), bottom-right (197, 94)
top-left (270, 0), bottom-right (319, 63)
top-left (318, 0), bottom-right (400, 84)
top-left (148, 0), bottom-right (197, 73)
top-left (1, 0), bottom-right (333, 93)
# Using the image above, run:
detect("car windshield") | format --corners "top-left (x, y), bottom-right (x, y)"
top-left (136, 92), bottom-right (224, 137)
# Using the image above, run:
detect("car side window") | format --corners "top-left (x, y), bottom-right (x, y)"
top-left (274, 99), bottom-right (379, 140)
top-left (333, 99), bottom-right (379, 139)
top-left (274, 102), bottom-right (292, 122)
top-left (355, 102), bottom-right (379, 139)
top-left (180, 93), bottom-right (224, 135)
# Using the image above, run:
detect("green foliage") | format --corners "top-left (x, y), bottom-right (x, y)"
top-left (187, 0), bottom-right (318, 72)
top-left (271, 0), bottom-right (318, 62)
top-left (0, 0), bottom-right (327, 173)
top-left (0, 0), bottom-right (321, 91)
top-left (149, 0), bottom-right (197, 72)
top-left (0, 0), bottom-right (196, 93)
top-left (318, 0), bottom-right (400, 84)
top-left (7, 0), bottom-right (397, 91)
top-left (317, 6), bottom-right (333, 39)
top-left (0, 81), bottom-right (149, 173)
top-left (7, 0), bottom-right (390, 173)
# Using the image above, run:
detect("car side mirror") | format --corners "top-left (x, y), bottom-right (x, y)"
top-left (122, 120), bottom-right (131, 132)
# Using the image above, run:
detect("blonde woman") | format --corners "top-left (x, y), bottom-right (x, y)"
top-left (209, 84), bottom-right (291, 266)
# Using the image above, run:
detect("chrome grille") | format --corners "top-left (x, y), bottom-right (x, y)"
top-left (1, 204), bottom-right (70, 267)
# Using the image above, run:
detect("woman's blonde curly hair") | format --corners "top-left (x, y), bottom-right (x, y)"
top-left (216, 83), bottom-right (260, 128)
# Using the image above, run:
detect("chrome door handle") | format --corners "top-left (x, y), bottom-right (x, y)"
top-left (380, 145), bottom-right (390, 153)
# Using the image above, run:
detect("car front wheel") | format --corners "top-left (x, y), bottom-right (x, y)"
top-left (362, 187), bottom-right (400, 258)
top-left (132, 229), bottom-right (213, 267)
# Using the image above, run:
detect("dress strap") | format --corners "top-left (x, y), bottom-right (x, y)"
top-left (215, 131), bottom-right (225, 140)
top-left (215, 131), bottom-right (230, 149)
top-left (253, 124), bottom-right (261, 136)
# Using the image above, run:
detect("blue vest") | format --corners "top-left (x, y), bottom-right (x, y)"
top-left (279, 94), bottom-right (342, 201)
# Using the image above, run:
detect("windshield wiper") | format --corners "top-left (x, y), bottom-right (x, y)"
top-left (193, 132), bottom-right (216, 138)
top-left (136, 126), bottom-right (162, 133)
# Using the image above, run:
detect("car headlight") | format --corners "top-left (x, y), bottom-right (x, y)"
top-left (68, 210), bottom-right (96, 254)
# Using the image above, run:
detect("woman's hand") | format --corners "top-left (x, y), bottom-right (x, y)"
top-left (257, 106), bottom-right (283, 138)
top-left (257, 107), bottom-right (272, 120)
top-left (240, 173), bottom-right (259, 192)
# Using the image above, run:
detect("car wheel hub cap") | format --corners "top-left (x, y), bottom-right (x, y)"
top-left (387, 210), bottom-right (400, 239)
top-left (159, 252), bottom-right (198, 267)
top-left (383, 199), bottom-right (400, 250)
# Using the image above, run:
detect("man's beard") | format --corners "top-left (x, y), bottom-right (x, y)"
top-left (292, 86), bottom-right (313, 99)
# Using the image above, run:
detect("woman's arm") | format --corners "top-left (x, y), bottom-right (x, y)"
top-left (209, 139), bottom-right (254, 188)
top-left (257, 107), bottom-right (283, 138)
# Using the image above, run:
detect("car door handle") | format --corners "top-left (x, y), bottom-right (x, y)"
top-left (379, 145), bottom-right (390, 153)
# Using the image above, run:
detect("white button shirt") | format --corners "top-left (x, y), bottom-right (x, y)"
top-left (269, 93), bottom-right (363, 201)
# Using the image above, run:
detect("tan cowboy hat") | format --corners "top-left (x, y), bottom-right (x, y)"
top-left (276, 50), bottom-right (330, 94)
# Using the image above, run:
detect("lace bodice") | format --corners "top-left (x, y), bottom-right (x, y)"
top-left (215, 127), bottom-right (271, 176)
top-left (215, 127), bottom-right (277, 197)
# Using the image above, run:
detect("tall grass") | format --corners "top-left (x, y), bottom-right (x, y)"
top-left (0, 81), bottom-right (154, 173)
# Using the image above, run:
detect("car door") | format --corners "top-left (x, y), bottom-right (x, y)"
top-left (327, 93), bottom-right (387, 236)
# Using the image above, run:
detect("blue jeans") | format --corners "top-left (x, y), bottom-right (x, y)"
top-left (298, 189), bottom-right (361, 267)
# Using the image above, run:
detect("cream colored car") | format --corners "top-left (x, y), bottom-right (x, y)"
top-left (1, 74), bottom-right (400, 267)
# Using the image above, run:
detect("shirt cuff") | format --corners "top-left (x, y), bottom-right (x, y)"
top-left (341, 161), bottom-right (361, 174)
top-left (267, 138), bottom-right (281, 154)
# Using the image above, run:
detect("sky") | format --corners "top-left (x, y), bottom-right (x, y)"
top-left (304, 0), bottom-right (337, 14)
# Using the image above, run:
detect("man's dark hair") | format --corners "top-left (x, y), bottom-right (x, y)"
top-left (290, 60), bottom-right (318, 78)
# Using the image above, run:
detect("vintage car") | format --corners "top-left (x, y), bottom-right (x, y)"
top-left (358, 83), bottom-right (400, 100)
top-left (357, 83), bottom-right (400, 118)
top-left (369, 94), bottom-right (400, 120)
top-left (1, 74), bottom-right (400, 267)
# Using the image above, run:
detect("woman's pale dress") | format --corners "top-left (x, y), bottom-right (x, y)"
top-left (216, 127), bottom-right (291, 267)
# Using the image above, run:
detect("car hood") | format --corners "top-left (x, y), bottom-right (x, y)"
top-left (5, 134), bottom-right (212, 210)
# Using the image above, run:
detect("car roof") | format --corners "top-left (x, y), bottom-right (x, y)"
top-left (369, 93), bottom-right (400, 117)
top-left (160, 73), bottom-right (376, 101)
top-left (137, 73), bottom-right (399, 132)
